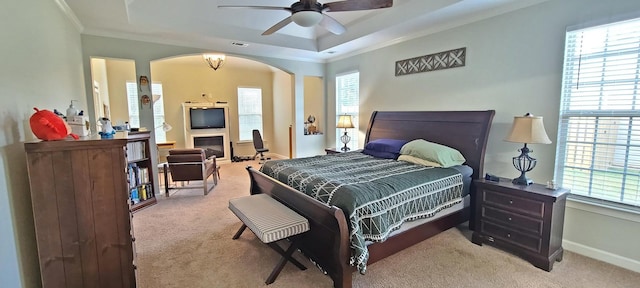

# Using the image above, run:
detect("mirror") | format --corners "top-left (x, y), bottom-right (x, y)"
top-left (90, 57), bottom-right (136, 132)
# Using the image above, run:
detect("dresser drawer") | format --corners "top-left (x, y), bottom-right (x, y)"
top-left (482, 206), bottom-right (543, 236)
top-left (481, 221), bottom-right (542, 253)
top-left (482, 189), bottom-right (544, 218)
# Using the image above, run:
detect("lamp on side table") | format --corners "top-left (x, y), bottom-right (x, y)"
top-left (336, 115), bottom-right (354, 151)
top-left (504, 113), bottom-right (551, 185)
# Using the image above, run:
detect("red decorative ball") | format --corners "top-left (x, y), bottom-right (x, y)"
top-left (29, 108), bottom-right (79, 141)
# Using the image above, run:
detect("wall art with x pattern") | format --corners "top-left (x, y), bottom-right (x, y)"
top-left (395, 47), bottom-right (466, 76)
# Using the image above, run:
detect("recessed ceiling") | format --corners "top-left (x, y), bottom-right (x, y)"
top-left (63, 0), bottom-right (550, 62)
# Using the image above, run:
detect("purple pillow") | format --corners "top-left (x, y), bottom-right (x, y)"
top-left (362, 139), bottom-right (409, 159)
top-left (363, 149), bottom-right (398, 159)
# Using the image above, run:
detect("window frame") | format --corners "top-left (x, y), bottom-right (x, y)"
top-left (125, 81), bottom-right (167, 143)
top-left (554, 16), bottom-right (640, 209)
top-left (335, 71), bottom-right (360, 151)
top-left (237, 86), bottom-right (264, 142)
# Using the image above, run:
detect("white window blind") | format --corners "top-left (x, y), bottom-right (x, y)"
top-left (151, 83), bottom-right (166, 143)
top-left (238, 87), bottom-right (263, 141)
top-left (555, 17), bottom-right (640, 207)
top-left (126, 82), bottom-right (166, 143)
top-left (336, 72), bottom-right (359, 150)
top-left (126, 82), bottom-right (140, 129)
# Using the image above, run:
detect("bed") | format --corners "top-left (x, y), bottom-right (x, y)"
top-left (246, 110), bottom-right (495, 288)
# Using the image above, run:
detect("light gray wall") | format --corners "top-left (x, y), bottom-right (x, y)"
top-left (0, 0), bottom-right (85, 286)
top-left (326, 0), bottom-right (640, 272)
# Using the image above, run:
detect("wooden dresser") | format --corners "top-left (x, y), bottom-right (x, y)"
top-left (25, 134), bottom-right (141, 287)
top-left (471, 178), bottom-right (569, 271)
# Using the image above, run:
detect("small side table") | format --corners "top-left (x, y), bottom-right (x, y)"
top-left (471, 178), bottom-right (570, 271)
top-left (325, 148), bottom-right (346, 155)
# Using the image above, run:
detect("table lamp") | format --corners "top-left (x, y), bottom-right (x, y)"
top-left (504, 113), bottom-right (551, 185)
top-left (336, 115), bottom-right (354, 151)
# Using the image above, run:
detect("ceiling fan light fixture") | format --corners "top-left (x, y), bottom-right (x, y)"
top-left (292, 11), bottom-right (322, 27)
top-left (203, 54), bottom-right (226, 71)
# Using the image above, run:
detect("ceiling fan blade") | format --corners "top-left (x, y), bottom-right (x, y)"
top-left (262, 16), bottom-right (293, 35)
top-left (323, 0), bottom-right (393, 12)
top-left (218, 5), bottom-right (290, 12)
top-left (319, 14), bottom-right (346, 35)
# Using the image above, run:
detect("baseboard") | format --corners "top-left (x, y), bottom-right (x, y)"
top-left (563, 239), bottom-right (640, 273)
top-left (269, 153), bottom-right (288, 160)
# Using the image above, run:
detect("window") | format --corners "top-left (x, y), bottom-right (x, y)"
top-left (237, 87), bottom-right (263, 141)
top-left (126, 82), bottom-right (167, 143)
top-left (555, 17), bottom-right (640, 207)
top-left (336, 71), bottom-right (359, 150)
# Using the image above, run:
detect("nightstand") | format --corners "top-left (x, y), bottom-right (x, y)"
top-left (471, 178), bottom-right (569, 271)
top-left (325, 148), bottom-right (346, 155)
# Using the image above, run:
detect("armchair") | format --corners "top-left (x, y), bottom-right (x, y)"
top-left (165, 148), bottom-right (218, 196)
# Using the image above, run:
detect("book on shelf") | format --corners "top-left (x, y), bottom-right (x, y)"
top-left (129, 183), bottom-right (154, 204)
top-left (127, 164), bottom-right (150, 187)
top-left (126, 141), bottom-right (146, 162)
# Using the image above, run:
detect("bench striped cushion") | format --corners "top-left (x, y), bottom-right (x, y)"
top-left (229, 194), bottom-right (309, 243)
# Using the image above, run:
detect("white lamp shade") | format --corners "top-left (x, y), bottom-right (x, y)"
top-left (336, 115), bottom-right (354, 129)
top-left (292, 11), bottom-right (323, 27)
top-left (504, 113), bottom-right (552, 144)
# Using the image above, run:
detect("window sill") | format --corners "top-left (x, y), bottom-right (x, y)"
top-left (566, 195), bottom-right (640, 223)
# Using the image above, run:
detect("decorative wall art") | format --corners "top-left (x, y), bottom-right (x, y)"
top-left (141, 95), bottom-right (151, 108)
top-left (139, 75), bottom-right (150, 91)
top-left (395, 47), bottom-right (466, 76)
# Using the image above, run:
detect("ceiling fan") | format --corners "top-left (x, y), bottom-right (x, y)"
top-left (219, 0), bottom-right (393, 36)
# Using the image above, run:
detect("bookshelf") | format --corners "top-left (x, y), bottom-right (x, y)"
top-left (126, 132), bottom-right (157, 212)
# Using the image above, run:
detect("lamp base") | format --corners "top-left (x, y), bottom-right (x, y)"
top-left (512, 174), bottom-right (533, 185)
top-left (340, 131), bottom-right (351, 152)
top-left (512, 144), bottom-right (535, 186)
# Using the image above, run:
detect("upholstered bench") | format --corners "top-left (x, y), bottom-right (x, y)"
top-left (228, 194), bottom-right (310, 285)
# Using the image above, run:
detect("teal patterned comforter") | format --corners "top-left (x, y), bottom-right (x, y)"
top-left (259, 151), bottom-right (463, 274)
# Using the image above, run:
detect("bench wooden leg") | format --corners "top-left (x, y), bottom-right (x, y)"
top-left (232, 224), bottom-right (247, 240)
top-left (265, 239), bottom-right (304, 285)
top-left (267, 241), bottom-right (307, 270)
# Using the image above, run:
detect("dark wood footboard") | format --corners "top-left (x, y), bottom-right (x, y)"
top-left (247, 166), bottom-right (471, 288)
top-left (247, 166), bottom-right (353, 288)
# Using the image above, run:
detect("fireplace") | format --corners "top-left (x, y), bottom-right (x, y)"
top-left (183, 103), bottom-right (231, 162)
top-left (193, 135), bottom-right (224, 159)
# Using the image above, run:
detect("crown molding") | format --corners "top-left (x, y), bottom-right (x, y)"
top-left (55, 0), bottom-right (83, 32)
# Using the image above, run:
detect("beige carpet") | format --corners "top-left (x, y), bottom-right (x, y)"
top-left (134, 160), bottom-right (640, 288)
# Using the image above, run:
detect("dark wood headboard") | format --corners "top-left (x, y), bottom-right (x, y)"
top-left (364, 110), bottom-right (495, 180)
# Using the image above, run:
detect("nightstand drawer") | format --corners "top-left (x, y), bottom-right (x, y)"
top-left (482, 206), bottom-right (543, 236)
top-left (481, 221), bottom-right (542, 253)
top-left (482, 189), bottom-right (544, 218)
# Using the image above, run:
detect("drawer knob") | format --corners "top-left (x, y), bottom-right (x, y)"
top-left (508, 217), bottom-right (512, 221)
top-left (507, 233), bottom-right (511, 238)
top-left (509, 200), bottom-right (513, 204)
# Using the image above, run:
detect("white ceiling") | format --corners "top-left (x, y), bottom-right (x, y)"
top-left (62, 0), bottom-right (549, 63)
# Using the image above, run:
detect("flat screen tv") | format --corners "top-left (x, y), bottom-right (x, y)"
top-left (189, 107), bottom-right (225, 129)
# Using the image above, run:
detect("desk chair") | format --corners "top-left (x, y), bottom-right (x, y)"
top-left (252, 129), bottom-right (270, 163)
